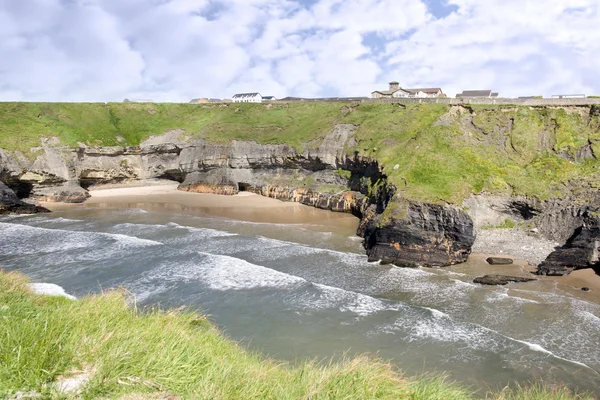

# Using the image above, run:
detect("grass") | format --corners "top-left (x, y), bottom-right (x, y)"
top-left (1, 102), bottom-right (600, 203)
top-left (0, 271), bottom-right (595, 400)
top-left (0, 102), bottom-right (342, 155)
top-left (482, 218), bottom-right (517, 230)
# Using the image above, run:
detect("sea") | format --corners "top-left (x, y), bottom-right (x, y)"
top-left (1, 202), bottom-right (599, 396)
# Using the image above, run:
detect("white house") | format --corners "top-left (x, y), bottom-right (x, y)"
top-left (371, 82), bottom-right (445, 99)
top-left (232, 93), bottom-right (263, 103)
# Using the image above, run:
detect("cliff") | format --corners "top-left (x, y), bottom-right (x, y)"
top-left (1, 102), bottom-right (600, 271)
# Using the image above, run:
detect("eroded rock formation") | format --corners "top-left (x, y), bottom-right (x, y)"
top-left (0, 126), bottom-right (476, 268)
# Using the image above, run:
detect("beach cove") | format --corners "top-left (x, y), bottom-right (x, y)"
top-left (2, 184), bottom-right (600, 396)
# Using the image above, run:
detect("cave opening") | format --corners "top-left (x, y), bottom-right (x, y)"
top-left (238, 182), bottom-right (251, 192)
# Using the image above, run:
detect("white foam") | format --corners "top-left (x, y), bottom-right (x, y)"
top-left (311, 283), bottom-right (393, 316)
top-left (422, 306), bottom-right (449, 319)
top-left (0, 222), bottom-right (162, 256)
top-left (101, 233), bottom-right (163, 247)
top-left (28, 283), bottom-right (76, 300)
top-left (512, 338), bottom-right (596, 371)
top-left (199, 252), bottom-right (305, 291)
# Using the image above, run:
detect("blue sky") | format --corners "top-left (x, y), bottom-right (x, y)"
top-left (0, 0), bottom-right (599, 102)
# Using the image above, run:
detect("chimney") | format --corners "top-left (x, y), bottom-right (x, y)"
top-left (389, 81), bottom-right (400, 91)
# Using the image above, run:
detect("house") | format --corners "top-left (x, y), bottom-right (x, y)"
top-left (456, 90), bottom-right (499, 98)
top-left (551, 94), bottom-right (586, 99)
top-left (371, 82), bottom-right (444, 98)
top-left (262, 96), bottom-right (277, 101)
top-left (405, 88), bottom-right (445, 98)
top-left (232, 93), bottom-right (263, 103)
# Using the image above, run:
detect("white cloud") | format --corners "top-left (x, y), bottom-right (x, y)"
top-left (385, 0), bottom-right (600, 97)
top-left (0, 0), bottom-right (599, 101)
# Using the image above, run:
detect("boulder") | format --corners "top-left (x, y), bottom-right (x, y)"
top-left (178, 170), bottom-right (238, 195)
top-left (473, 275), bottom-right (536, 285)
top-left (486, 257), bottom-right (514, 265)
top-left (30, 181), bottom-right (90, 203)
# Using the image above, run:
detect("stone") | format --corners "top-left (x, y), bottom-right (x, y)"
top-left (30, 181), bottom-right (90, 203)
top-left (473, 275), bottom-right (536, 285)
top-left (486, 257), bottom-right (514, 265)
top-left (581, 287), bottom-right (591, 292)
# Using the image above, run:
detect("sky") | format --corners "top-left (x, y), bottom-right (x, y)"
top-left (0, 0), bottom-right (599, 102)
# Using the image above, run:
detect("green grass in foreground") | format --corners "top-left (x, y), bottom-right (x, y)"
top-left (0, 272), bottom-right (594, 399)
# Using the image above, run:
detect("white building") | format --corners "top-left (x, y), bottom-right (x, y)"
top-left (232, 93), bottom-right (263, 103)
top-left (371, 82), bottom-right (445, 99)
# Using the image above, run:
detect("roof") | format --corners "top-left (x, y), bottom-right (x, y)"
top-left (232, 93), bottom-right (261, 98)
top-left (458, 90), bottom-right (492, 97)
top-left (389, 81), bottom-right (399, 84)
top-left (262, 96), bottom-right (276, 100)
top-left (405, 88), bottom-right (443, 94)
top-left (371, 88), bottom-right (410, 95)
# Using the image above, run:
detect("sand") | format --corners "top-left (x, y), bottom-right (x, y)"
top-left (42, 183), bottom-right (360, 231)
top-left (460, 253), bottom-right (600, 303)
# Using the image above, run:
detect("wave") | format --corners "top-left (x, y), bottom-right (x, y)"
top-left (388, 307), bottom-right (598, 372)
top-left (0, 222), bottom-right (162, 256)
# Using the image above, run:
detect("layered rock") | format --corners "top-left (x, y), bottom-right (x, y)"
top-left (537, 215), bottom-right (600, 276)
top-left (0, 126), bottom-right (477, 268)
top-left (0, 182), bottom-right (49, 215)
top-left (361, 198), bottom-right (475, 267)
top-left (473, 275), bottom-right (536, 285)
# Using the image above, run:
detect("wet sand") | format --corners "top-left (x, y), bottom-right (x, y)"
top-left (457, 253), bottom-right (600, 303)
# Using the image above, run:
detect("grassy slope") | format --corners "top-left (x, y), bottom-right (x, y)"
top-left (0, 271), bottom-right (591, 400)
top-left (1, 102), bottom-right (599, 203)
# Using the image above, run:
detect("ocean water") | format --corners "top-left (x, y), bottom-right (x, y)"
top-left (1, 206), bottom-right (599, 396)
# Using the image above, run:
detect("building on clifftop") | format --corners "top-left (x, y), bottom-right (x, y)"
top-left (371, 82), bottom-right (445, 98)
top-left (232, 93), bottom-right (263, 103)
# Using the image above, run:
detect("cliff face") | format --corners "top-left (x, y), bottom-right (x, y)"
top-left (0, 123), bottom-right (475, 268)
top-left (2, 102), bottom-right (600, 271)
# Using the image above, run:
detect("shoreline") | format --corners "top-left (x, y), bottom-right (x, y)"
top-left (40, 183), bottom-right (600, 302)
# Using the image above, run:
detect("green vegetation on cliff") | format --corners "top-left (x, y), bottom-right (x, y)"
top-left (1, 102), bottom-right (599, 203)
top-left (0, 271), bottom-right (591, 400)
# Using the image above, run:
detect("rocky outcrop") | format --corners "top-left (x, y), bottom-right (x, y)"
top-left (30, 182), bottom-right (91, 203)
top-left (537, 215), bottom-right (600, 276)
top-left (0, 182), bottom-right (49, 215)
top-left (0, 126), bottom-right (476, 268)
top-left (473, 275), bottom-right (536, 285)
top-left (361, 199), bottom-right (475, 268)
top-left (259, 186), bottom-right (370, 214)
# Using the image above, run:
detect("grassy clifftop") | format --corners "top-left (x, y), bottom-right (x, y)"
top-left (0, 271), bottom-right (591, 399)
top-left (1, 102), bottom-right (599, 203)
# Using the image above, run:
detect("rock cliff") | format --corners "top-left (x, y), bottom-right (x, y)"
top-left (3, 102), bottom-right (600, 272)
top-left (0, 124), bottom-right (475, 268)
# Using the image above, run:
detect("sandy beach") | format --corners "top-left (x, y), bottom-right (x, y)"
top-left (42, 182), bottom-right (360, 233)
